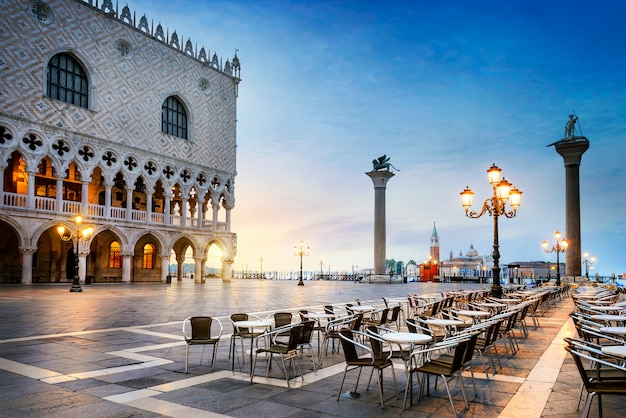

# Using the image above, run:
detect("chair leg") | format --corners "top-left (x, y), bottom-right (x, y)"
top-left (251, 351), bottom-right (258, 384)
top-left (441, 375), bottom-right (459, 418)
top-left (211, 343), bottom-right (218, 371)
top-left (377, 369), bottom-right (385, 407)
top-left (185, 344), bottom-right (189, 373)
top-left (458, 370), bottom-right (470, 406)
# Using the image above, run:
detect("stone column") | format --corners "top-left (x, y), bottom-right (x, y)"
top-left (194, 257), bottom-right (203, 283)
top-left (222, 257), bottom-right (233, 281)
top-left (366, 170), bottom-right (395, 276)
top-left (551, 138), bottom-right (589, 277)
top-left (20, 247), bottom-right (37, 284)
top-left (121, 251), bottom-right (132, 282)
top-left (161, 255), bottom-right (170, 283)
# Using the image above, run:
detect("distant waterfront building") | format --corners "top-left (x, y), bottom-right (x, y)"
top-left (0, 0), bottom-right (241, 284)
top-left (439, 244), bottom-right (491, 279)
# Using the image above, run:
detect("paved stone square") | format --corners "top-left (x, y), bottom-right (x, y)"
top-left (0, 280), bottom-right (623, 417)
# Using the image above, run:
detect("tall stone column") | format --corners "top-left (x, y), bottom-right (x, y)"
top-left (550, 137), bottom-right (589, 277)
top-left (366, 170), bottom-right (394, 277)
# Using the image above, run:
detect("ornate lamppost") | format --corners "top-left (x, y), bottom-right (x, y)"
top-left (294, 240), bottom-right (310, 286)
top-left (57, 215), bottom-right (94, 292)
top-left (582, 251), bottom-right (596, 279)
top-left (542, 231), bottom-right (568, 286)
top-left (460, 164), bottom-right (522, 298)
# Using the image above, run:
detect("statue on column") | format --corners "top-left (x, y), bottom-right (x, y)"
top-left (371, 155), bottom-right (400, 172)
top-left (564, 114), bottom-right (579, 138)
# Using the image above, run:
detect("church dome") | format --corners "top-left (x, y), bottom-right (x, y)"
top-left (465, 243), bottom-right (479, 258)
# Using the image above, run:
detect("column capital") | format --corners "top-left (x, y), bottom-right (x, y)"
top-left (550, 137), bottom-right (590, 166)
top-left (366, 170), bottom-right (395, 188)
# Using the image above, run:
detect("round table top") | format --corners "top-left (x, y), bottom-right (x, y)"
top-left (590, 314), bottom-right (626, 322)
top-left (599, 326), bottom-right (626, 335)
top-left (381, 332), bottom-right (432, 344)
top-left (586, 305), bottom-right (623, 312)
top-left (495, 298), bottom-right (520, 303)
top-left (457, 310), bottom-right (491, 317)
top-left (351, 305), bottom-right (375, 312)
top-left (303, 312), bottom-right (335, 319)
top-left (601, 345), bottom-right (626, 358)
top-left (476, 302), bottom-right (506, 308)
top-left (233, 320), bottom-right (271, 328)
top-left (422, 318), bottom-right (465, 326)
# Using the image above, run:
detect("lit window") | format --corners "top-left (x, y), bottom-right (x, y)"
top-left (161, 96), bottom-right (188, 139)
top-left (109, 241), bottom-right (121, 268)
top-left (142, 243), bottom-right (155, 269)
top-left (46, 53), bottom-right (88, 108)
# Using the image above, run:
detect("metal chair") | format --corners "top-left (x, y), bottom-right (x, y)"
top-left (251, 323), bottom-right (304, 387)
top-left (565, 344), bottom-right (626, 418)
top-left (182, 316), bottom-right (223, 372)
top-left (405, 337), bottom-right (471, 416)
top-left (337, 329), bottom-right (399, 407)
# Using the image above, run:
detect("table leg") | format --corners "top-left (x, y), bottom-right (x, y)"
top-left (249, 328), bottom-right (254, 377)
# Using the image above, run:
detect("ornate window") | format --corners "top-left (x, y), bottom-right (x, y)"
top-left (109, 241), bottom-right (122, 268)
top-left (161, 96), bottom-right (188, 139)
top-left (142, 243), bottom-right (155, 269)
top-left (46, 53), bottom-right (88, 109)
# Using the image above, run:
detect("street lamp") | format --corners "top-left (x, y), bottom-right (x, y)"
top-left (460, 163), bottom-right (522, 298)
top-left (293, 240), bottom-right (310, 286)
top-left (542, 231), bottom-right (568, 287)
top-left (57, 215), bottom-right (94, 292)
top-left (582, 251), bottom-right (596, 279)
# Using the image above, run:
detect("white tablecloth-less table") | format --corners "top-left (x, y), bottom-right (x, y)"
top-left (233, 320), bottom-right (271, 376)
top-left (351, 305), bottom-right (375, 312)
top-left (381, 332), bottom-right (432, 346)
top-left (599, 326), bottom-right (626, 336)
top-left (456, 310), bottom-right (491, 323)
top-left (590, 314), bottom-right (626, 324)
top-left (586, 305), bottom-right (624, 312)
top-left (601, 345), bottom-right (626, 358)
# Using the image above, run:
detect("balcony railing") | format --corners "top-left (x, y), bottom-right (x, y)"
top-left (3, 192), bottom-right (227, 231)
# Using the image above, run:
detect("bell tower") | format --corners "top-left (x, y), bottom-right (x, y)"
top-left (430, 222), bottom-right (440, 264)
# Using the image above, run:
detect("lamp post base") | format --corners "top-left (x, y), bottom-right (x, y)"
top-left (297, 280), bottom-right (304, 286)
top-left (70, 275), bottom-right (83, 292)
top-left (69, 283), bottom-right (83, 292)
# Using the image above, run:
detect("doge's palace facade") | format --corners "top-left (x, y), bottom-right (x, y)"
top-left (0, 0), bottom-right (241, 284)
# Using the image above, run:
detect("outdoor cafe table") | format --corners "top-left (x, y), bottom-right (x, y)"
top-left (387, 297), bottom-right (409, 320)
top-left (456, 310), bottom-right (491, 323)
top-left (422, 318), bottom-right (465, 336)
top-left (601, 345), bottom-right (626, 358)
top-left (494, 298), bottom-right (521, 304)
top-left (585, 305), bottom-right (624, 313)
top-left (232, 319), bottom-right (271, 376)
top-left (599, 326), bottom-right (626, 338)
top-left (590, 314), bottom-right (626, 325)
top-left (351, 304), bottom-right (375, 312)
top-left (381, 332), bottom-right (433, 406)
top-left (303, 312), bottom-right (335, 363)
top-left (475, 302), bottom-right (506, 314)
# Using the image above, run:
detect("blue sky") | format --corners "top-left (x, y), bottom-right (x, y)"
top-left (132, 0), bottom-right (626, 277)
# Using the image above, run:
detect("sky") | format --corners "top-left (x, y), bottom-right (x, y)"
top-left (130, 0), bottom-right (626, 277)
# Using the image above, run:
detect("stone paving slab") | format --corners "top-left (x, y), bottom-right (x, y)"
top-left (0, 280), bottom-right (623, 417)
